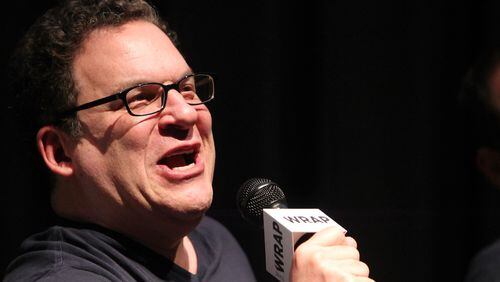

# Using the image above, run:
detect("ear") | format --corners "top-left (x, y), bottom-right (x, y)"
top-left (477, 147), bottom-right (500, 188)
top-left (36, 126), bottom-right (74, 177)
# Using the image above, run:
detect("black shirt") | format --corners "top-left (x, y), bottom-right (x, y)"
top-left (4, 216), bottom-right (256, 282)
top-left (465, 238), bottom-right (500, 282)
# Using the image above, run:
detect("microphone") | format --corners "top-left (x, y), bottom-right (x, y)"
top-left (236, 178), bottom-right (288, 226)
top-left (237, 178), bottom-right (346, 282)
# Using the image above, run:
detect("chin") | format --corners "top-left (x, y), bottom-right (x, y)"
top-left (186, 186), bottom-right (213, 214)
top-left (178, 199), bottom-right (212, 219)
top-left (157, 183), bottom-right (213, 222)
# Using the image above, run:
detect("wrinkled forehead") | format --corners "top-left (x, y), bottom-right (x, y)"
top-left (72, 20), bottom-right (190, 98)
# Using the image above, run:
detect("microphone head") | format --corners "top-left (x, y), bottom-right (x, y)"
top-left (236, 178), bottom-right (288, 226)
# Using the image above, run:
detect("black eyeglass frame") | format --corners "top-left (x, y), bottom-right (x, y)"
top-left (58, 73), bottom-right (214, 118)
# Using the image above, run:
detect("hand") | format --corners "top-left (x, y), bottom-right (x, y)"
top-left (290, 226), bottom-right (374, 282)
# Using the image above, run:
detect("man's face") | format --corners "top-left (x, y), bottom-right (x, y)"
top-left (69, 20), bottom-right (215, 224)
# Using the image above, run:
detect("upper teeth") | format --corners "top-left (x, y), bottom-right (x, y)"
top-left (169, 149), bottom-right (194, 157)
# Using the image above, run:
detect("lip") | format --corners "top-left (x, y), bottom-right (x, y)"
top-left (156, 143), bottom-right (205, 181)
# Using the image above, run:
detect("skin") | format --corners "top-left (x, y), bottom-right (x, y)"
top-left (36, 19), bottom-right (372, 281)
top-left (37, 20), bottom-right (215, 273)
top-left (291, 227), bottom-right (374, 282)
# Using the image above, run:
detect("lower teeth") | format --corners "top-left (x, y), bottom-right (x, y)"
top-left (172, 163), bottom-right (195, 171)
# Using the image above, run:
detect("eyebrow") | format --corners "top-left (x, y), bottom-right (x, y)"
top-left (110, 69), bottom-right (194, 95)
top-left (111, 79), bottom-right (148, 94)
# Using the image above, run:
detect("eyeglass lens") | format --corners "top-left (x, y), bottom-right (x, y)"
top-left (125, 74), bottom-right (213, 116)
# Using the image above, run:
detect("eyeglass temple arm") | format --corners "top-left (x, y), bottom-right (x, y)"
top-left (58, 93), bottom-right (122, 118)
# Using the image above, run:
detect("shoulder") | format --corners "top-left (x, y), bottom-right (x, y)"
top-left (466, 239), bottom-right (500, 282)
top-left (4, 226), bottom-right (90, 281)
top-left (4, 225), bottom-right (127, 281)
top-left (5, 266), bottom-right (110, 282)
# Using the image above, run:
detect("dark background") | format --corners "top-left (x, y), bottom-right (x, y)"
top-left (3, 1), bottom-right (500, 281)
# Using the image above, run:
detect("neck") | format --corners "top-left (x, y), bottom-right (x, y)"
top-left (52, 184), bottom-right (202, 273)
top-left (174, 236), bottom-right (198, 274)
top-left (103, 213), bottom-right (201, 274)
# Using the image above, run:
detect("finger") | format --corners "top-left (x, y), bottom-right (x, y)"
top-left (355, 278), bottom-right (375, 282)
top-left (345, 236), bottom-right (358, 248)
top-left (304, 226), bottom-right (347, 247)
top-left (313, 245), bottom-right (360, 260)
top-left (331, 259), bottom-right (370, 277)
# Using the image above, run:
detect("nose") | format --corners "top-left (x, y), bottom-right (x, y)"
top-left (158, 89), bottom-right (198, 131)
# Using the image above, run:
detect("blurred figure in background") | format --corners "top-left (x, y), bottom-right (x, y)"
top-left (462, 48), bottom-right (500, 282)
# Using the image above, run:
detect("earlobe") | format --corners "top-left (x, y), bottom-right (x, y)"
top-left (37, 126), bottom-right (74, 177)
top-left (477, 147), bottom-right (500, 188)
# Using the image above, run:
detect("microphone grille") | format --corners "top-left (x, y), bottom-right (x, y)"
top-left (236, 178), bottom-right (287, 226)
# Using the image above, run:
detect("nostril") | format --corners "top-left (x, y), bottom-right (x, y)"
top-left (161, 125), bottom-right (190, 140)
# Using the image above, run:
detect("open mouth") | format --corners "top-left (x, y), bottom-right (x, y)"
top-left (159, 150), bottom-right (197, 171)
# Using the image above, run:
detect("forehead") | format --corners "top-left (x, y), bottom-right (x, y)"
top-left (72, 20), bottom-right (190, 97)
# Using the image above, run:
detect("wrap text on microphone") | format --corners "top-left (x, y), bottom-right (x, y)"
top-left (273, 221), bottom-right (285, 273)
top-left (282, 216), bottom-right (331, 224)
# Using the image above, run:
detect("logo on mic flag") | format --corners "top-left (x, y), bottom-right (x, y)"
top-left (263, 208), bottom-right (346, 282)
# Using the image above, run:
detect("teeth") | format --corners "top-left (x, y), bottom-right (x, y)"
top-left (170, 149), bottom-right (194, 157)
top-left (172, 162), bottom-right (195, 171)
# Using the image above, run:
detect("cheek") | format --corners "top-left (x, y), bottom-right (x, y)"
top-left (111, 114), bottom-right (154, 146)
top-left (197, 109), bottom-right (213, 137)
top-left (79, 112), bottom-right (141, 149)
top-left (198, 111), bottom-right (215, 173)
top-left (111, 124), bottom-right (153, 164)
top-left (100, 118), bottom-right (153, 174)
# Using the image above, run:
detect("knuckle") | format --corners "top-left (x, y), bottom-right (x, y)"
top-left (352, 248), bottom-right (361, 260)
top-left (311, 250), bottom-right (325, 264)
top-left (331, 227), bottom-right (347, 238)
top-left (321, 226), bottom-right (345, 238)
top-left (346, 236), bottom-right (358, 247)
top-left (293, 244), bottom-right (309, 259)
top-left (344, 246), bottom-right (360, 260)
top-left (293, 245), bottom-right (317, 267)
top-left (358, 261), bottom-right (370, 276)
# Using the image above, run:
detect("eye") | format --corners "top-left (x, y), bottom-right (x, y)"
top-left (126, 85), bottom-right (163, 109)
top-left (109, 99), bottom-right (126, 111)
top-left (179, 82), bottom-right (199, 102)
top-left (180, 83), bottom-right (195, 92)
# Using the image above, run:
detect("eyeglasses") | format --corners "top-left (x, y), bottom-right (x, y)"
top-left (59, 73), bottom-right (214, 118)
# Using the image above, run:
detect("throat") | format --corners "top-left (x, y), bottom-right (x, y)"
top-left (175, 237), bottom-right (198, 274)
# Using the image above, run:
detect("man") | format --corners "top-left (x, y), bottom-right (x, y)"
top-left (462, 49), bottom-right (500, 282)
top-left (4, 1), bottom-right (373, 281)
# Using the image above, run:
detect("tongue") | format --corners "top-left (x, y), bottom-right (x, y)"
top-left (162, 155), bottom-right (187, 169)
